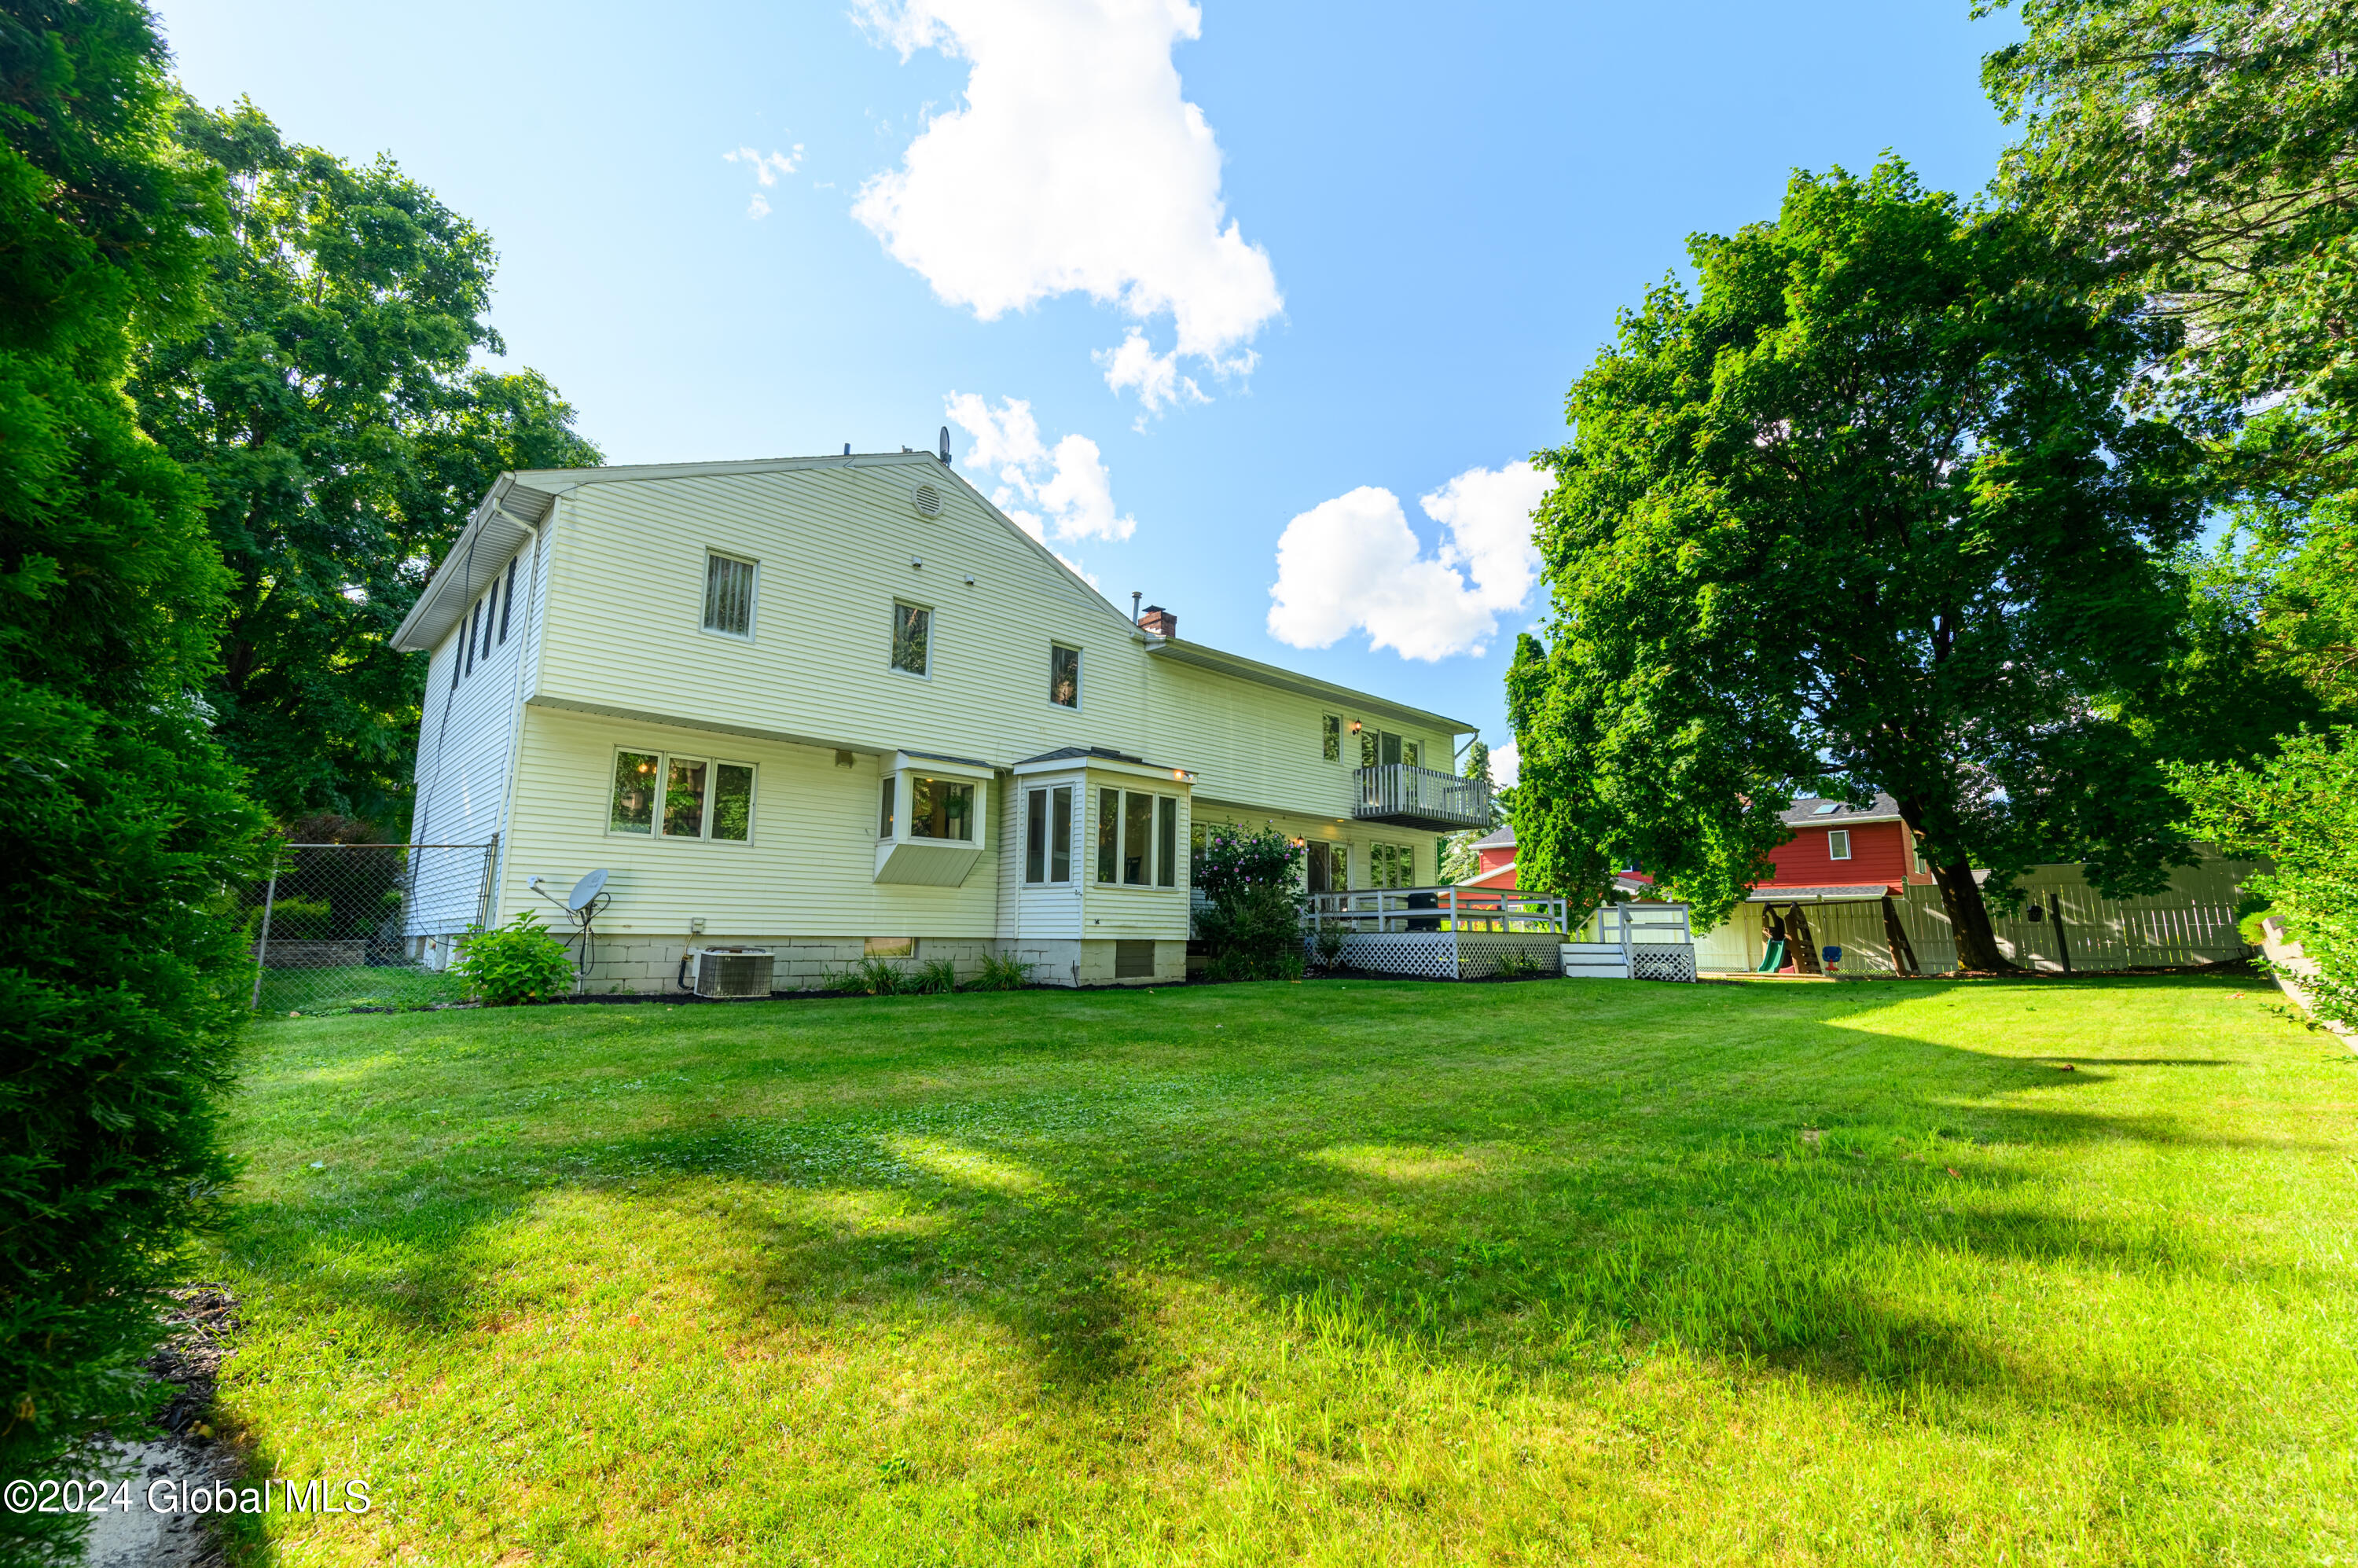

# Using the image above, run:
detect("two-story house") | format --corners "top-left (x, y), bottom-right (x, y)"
top-left (390, 443), bottom-right (1490, 990)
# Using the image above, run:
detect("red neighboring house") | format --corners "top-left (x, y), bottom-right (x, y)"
top-left (1756, 794), bottom-right (1934, 898)
top-left (1458, 795), bottom-right (1929, 905)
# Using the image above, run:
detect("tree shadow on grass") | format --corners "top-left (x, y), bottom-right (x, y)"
top-left (212, 974), bottom-right (2343, 1556)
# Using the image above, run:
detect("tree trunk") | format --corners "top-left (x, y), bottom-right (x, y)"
top-left (1933, 857), bottom-right (2016, 972)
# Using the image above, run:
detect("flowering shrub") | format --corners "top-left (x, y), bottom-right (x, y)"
top-left (1196, 823), bottom-right (1305, 980)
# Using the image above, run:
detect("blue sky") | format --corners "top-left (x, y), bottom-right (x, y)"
top-left (156, 0), bottom-right (2022, 769)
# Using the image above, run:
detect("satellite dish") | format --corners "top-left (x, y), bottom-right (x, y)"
top-left (567, 869), bottom-right (610, 912)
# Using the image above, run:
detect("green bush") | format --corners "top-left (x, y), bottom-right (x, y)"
top-left (1312, 926), bottom-right (1347, 971)
top-left (969, 953), bottom-right (1033, 991)
top-left (449, 913), bottom-right (575, 1005)
top-left (1196, 823), bottom-right (1306, 981)
top-left (245, 895), bottom-right (331, 942)
top-left (2175, 727), bottom-right (2358, 1026)
top-left (0, 3), bottom-right (263, 1558)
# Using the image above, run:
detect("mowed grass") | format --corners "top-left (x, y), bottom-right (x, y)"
top-left (207, 975), bottom-right (2357, 1566)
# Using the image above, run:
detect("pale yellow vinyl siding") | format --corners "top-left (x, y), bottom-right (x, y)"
top-left (501, 707), bottom-right (1000, 938)
top-left (527, 463), bottom-right (1454, 819)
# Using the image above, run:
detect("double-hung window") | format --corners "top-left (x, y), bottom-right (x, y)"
top-left (1025, 785), bottom-right (1074, 883)
top-left (704, 552), bottom-right (757, 638)
top-left (1050, 644), bottom-right (1080, 708)
top-left (609, 748), bottom-right (754, 841)
top-left (891, 602), bottom-right (931, 676)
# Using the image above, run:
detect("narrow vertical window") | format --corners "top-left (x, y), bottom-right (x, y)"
top-left (1027, 790), bottom-right (1048, 882)
top-left (450, 630), bottom-right (463, 691)
top-left (705, 553), bottom-right (756, 637)
top-left (1358, 727), bottom-right (1376, 769)
top-left (1402, 739), bottom-right (1420, 769)
top-left (465, 600), bottom-right (480, 675)
top-left (611, 751), bottom-right (659, 834)
top-left (1156, 797), bottom-right (1177, 887)
top-left (1329, 843), bottom-right (1348, 891)
top-left (1050, 644), bottom-right (1080, 707)
top-left (481, 590), bottom-right (496, 659)
top-left (663, 758), bottom-right (708, 837)
top-left (1051, 785), bottom-right (1072, 882)
top-left (712, 763), bottom-right (753, 841)
top-left (879, 777), bottom-right (896, 839)
top-left (1306, 843), bottom-right (1330, 895)
top-left (1123, 791), bottom-right (1153, 885)
top-left (1322, 714), bottom-right (1341, 761)
top-left (1096, 788), bottom-right (1118, 882)
top-left (498, 558), bottom-right (516, 644)
top-left (891, 602), bottom-right (931, 674)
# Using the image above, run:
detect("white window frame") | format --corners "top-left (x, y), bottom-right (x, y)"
top-left (606, 747), bottom-right (756, 843)
top-left (1827, 829), bottom-right (1851, 861)
top-left (1049, 643), bottom-right (1082, 711)
top-left (702, 550), bottom-right (759, 642)
top-left (890, 600), bottom-right (933, 679)
top-left (1023, 784), bottom-right (1075, 884)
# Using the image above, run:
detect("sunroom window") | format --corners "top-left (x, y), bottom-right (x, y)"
top-left (1025, 784), bottom-right (1073, 883)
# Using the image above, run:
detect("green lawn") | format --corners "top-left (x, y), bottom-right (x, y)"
top-left (206, 975), bottom-right (2356, 1566)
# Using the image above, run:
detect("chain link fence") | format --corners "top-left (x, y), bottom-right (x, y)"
top-left (244, 841), bottom-right (498, 1015)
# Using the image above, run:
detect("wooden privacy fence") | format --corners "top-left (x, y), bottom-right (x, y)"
top-left (1693, 859), bottom-right (2261, 974)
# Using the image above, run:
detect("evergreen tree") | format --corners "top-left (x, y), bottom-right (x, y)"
top-left (0, 3), bottom-right (263, 1557)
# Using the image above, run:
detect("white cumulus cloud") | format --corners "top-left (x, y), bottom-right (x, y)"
top-left (725, 145), bottom-right (803, 218)
top-left (853, 0), bottom-right (1280, 413)
top-left (1489, 738), bottom-right (1519, 788)
top-left (1265, 461), bottom-right (1551, 661)
top-left (946, 392), bottom-right (1137, 545)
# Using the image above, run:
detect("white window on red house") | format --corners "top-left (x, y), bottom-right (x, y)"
top-left (1828, 829), bottom-right (1851, 861)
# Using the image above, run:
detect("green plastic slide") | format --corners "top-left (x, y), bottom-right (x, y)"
top-left (1757, 940), bottom-right (1787, 973)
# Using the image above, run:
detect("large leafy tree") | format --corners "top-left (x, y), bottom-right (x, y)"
top-left (1984, 0), bottom-right (2358, 491)
top-left (0, 1), bottom-right (263, 1555)
top-left (131, 100), bottom-right (599, 828)
top-left (1511, 162), bottom-right (2203, 971)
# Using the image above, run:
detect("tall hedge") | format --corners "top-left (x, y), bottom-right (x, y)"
top-left (0, 1), bottom-right (263, 1558)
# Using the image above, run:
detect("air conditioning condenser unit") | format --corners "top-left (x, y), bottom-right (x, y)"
top-left (690, 947), bottom-right (774, 998)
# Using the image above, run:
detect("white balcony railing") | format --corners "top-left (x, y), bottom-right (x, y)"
top-left (1351, 764), bottom-right (1493, 830)
top-left (1300, 884), bottom-right (1570, 937)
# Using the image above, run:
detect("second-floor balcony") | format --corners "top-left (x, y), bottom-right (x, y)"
top-left (1353, 764), bottom-right (1493, 832)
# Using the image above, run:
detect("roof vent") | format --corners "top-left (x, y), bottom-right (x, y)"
top-left (911, 482), bottom-right (943, 519)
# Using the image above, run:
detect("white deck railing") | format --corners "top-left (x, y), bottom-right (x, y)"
top-left (1302, 884), bottom-right (1571, 936)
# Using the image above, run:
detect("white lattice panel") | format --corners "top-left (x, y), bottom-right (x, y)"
top-left (1337, 933), bottom-right (1463, 979)
top-left (1631, 942), bottom-right (1698, 982)
top-left (1456, 935), bottom-right (1567, 979)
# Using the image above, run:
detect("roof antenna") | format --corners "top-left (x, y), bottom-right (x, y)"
top-left (938, 425), bottom-right (950, 465)
top-left (1131, 591), bottom-right (1141, 624)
